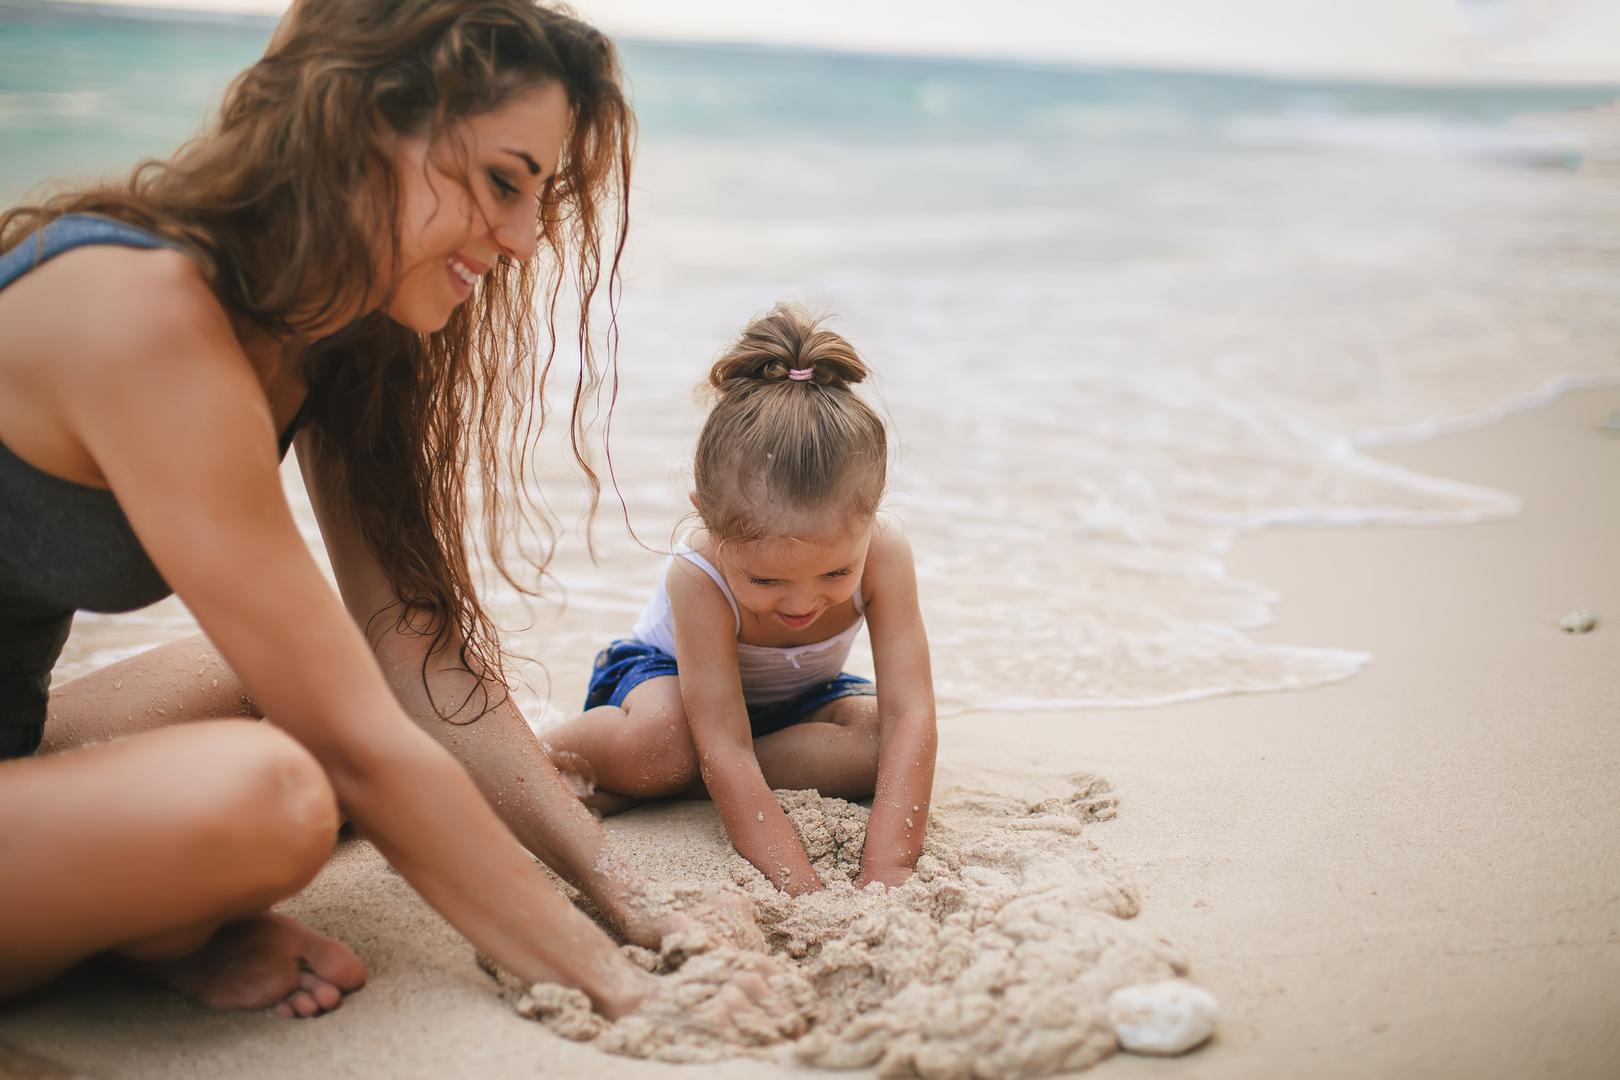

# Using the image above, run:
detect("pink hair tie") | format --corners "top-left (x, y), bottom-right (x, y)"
top-left (788, 367), bottom-right (814, 381)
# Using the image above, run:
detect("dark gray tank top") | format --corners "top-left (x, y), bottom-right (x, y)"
top-left (0, 214), bottom-right (306, 615)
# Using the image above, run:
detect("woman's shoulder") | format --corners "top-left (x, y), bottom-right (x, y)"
top-left (0, 239), bottom-right (261, 485)
top-left (8, 240), bottom-right (231, 362)
top-left (44, 239), bottom-right (218, 314)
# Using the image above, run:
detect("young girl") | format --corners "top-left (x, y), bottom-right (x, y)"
top-left (547, 304), bottom-right (937, 895)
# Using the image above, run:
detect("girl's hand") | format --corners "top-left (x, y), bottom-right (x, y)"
top-left (782, 868), bottom-right (826, 897)
top-left (855, 862), bottom-right (913, 889)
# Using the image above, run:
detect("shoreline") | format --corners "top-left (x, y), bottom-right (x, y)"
top-left (1, 385), bottom-right (1616, 1077)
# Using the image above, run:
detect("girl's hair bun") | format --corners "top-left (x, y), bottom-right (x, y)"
top-left (707, 302), bottom-right (869, 393)
top-left (693, 302), bottom-right (888, 541)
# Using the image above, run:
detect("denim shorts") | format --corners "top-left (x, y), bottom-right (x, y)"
top-left (583, 638), bottom-right (875, 738)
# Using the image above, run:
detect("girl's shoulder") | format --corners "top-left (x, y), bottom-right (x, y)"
top-left (861, 515), bottom-right (917, 600)
top-left (664, 532), bottom-right (733, 608)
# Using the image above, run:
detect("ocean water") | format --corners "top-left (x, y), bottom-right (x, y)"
top-left (4, 2), bottom-right (1618, 717)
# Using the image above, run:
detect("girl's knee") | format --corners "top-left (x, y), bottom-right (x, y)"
top-left (619, 711), bottom-right (699, 795)
top-left (834, 695), bottom-right (881, 738)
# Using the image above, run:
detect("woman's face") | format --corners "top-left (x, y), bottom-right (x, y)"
top-left (384, 80), bottom-right (569, 332)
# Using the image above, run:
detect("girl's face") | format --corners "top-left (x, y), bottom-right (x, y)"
top-left (718, 520), bottom-right (874, 632)
top-left (383, 81), bottom-right (569, 332)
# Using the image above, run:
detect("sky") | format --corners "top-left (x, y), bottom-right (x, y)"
top-left (50, 0), bottom-right (1620, 84)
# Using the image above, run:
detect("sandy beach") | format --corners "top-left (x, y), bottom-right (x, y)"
top-left (4, 6), bottom-right (1618, 1076)
top-left (1, 385), bottom-right (1613, 1078)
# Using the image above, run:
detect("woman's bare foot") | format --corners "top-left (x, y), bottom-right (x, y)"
top-left (133, 913), bottom-right (365, 1018)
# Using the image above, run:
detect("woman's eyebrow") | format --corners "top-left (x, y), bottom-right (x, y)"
top-left (502, 148), bottom-right (542, 175)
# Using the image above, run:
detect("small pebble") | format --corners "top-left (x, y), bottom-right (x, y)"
top-left (905, 817), bottom-right (915, 828)
top-left (1110, 979), bottom-right (1219, 1056)
top-left (912, 805), bottom-right (921, 813)
top-left (757, 811), bottom-right (765, 822)
top-left (1560, 608), bottom-right (1597, 634)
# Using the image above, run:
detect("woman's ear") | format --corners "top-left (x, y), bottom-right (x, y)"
top-left (689, 491), bottom-right (700, 510)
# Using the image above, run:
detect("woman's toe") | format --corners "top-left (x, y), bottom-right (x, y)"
top-left (300, 931), bottom-right (367, 992)
top-left (286, 989), bottom-right (322, 1018)
top-left (301, 970), bottom-right (343, 1011)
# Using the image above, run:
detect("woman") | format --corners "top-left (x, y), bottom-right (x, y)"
top-left (0, 0), bottom-right (756, 1021)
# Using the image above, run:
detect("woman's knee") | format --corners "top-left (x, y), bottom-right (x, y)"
top-left (189, 722), bottom-right (340, 900)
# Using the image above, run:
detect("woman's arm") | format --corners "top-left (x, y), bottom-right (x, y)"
top-left (854, 524), bottom-right (938, 887)
top-left (58, 252), bottom-right (651, 1014)
top-left (295, 430), bottom-right (688, 945)
top-left (669, 562), bottom-right (823, 895)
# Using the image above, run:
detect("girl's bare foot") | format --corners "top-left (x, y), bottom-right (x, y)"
top-left (546, 744), bottom-right (639, 818)
top-left (133, 913), bottom-right (366, 1018)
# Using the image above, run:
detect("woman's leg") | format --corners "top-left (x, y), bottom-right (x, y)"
top-left (749, 694), bottom-right (882, 800)
top-left (0, 719), bottom-right (364, 1018)
top-left (41, 633), bottom-right (256, 753)
top-left (544, 676), bottom-right (699, 813)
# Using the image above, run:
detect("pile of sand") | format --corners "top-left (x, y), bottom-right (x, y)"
top-left (488, 776), bottom-right (1200, 1078)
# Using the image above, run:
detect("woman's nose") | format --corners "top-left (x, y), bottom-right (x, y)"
top-left (493, 214), bottom-right (538, 264)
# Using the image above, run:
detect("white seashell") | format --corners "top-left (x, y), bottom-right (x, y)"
top-left (1560, 608), bottom-right (1597, 634)
top-left (1110, 979), bottom-right (1219, 1056)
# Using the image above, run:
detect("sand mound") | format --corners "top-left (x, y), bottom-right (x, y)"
top-left (491, 775), bottom-right (1199, 1077)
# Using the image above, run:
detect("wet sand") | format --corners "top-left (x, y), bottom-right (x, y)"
top-left (1, 386), bottom-right (1616, 1078)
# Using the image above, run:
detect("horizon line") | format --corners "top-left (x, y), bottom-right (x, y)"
top-left (9, 0), bottom-right (1620, 92)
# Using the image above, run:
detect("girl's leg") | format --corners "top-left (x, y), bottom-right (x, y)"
top-left (543, 676), bottom-right (699, 812)
top-left (0, 719), bottom-right (364, 1018)
top-left (750, 694), bottom-right (882, 800)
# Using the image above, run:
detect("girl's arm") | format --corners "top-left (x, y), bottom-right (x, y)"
top-left (294, 431), bottom-right (679, 945)
top-left (58, 252), bottom-right (652, 1015)
top-left (855, 524), bottom-right (938, 887)
top-left (669, 561), bottom-right (824, 895)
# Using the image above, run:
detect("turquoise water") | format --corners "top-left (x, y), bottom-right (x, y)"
top-left (4, 1), bottom-right (1616, 201)
top-left (9, 1), bottom-right (1620, 712)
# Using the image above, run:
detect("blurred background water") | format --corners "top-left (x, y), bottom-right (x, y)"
top-left (4, 1), bottom-right (1617, 718)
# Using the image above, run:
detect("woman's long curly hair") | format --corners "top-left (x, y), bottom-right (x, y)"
top-left (0, 0), bottom-right (634, 716)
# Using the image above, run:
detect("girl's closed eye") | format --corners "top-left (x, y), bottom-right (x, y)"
top-left (748, 576), bottom-right (778, 587)
top-left (823, 568), bottom-right (852, 579)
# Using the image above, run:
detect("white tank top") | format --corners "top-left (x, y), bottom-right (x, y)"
top-left (630, 544), bottom-right (866, 705)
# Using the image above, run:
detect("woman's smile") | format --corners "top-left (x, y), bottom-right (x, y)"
top-left (445, 252), bottom-right (486, 299)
